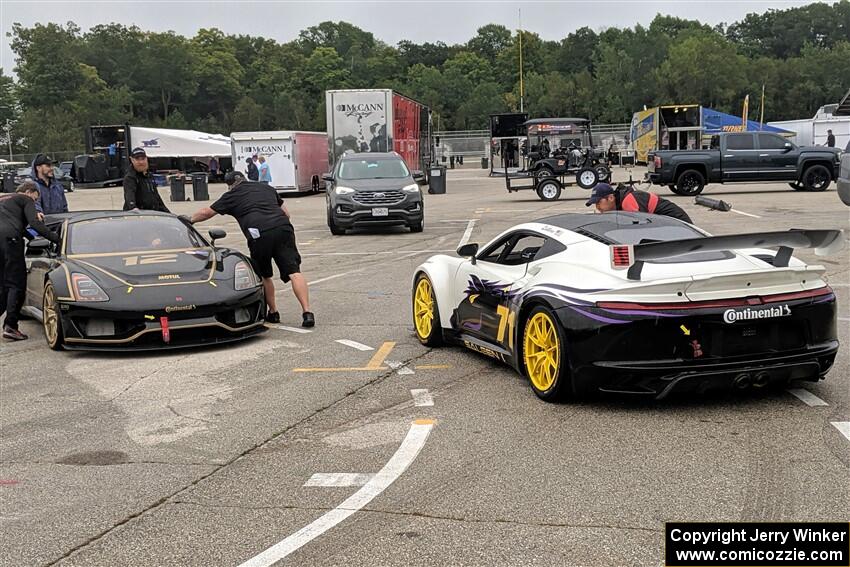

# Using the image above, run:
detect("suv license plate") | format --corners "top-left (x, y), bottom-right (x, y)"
top-left (372, 208), bottom-right (389, 217)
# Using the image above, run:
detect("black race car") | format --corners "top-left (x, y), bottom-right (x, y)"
top-left (22, 211), bottom-right (267, 350)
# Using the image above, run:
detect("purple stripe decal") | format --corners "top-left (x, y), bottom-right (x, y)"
top-left (569, 306), bottom-right (632, 325)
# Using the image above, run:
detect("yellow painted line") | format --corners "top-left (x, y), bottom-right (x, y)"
top-left (366, 341), bottom-right (395, 369)
top-left (414, 418), bottom-right (435, 425)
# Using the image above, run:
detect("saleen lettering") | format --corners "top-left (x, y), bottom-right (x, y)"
top-left (723, 304), bottom-right (791, 324)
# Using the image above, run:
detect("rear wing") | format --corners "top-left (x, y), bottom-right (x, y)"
top-left (609, 229), bottom-right (845, 281)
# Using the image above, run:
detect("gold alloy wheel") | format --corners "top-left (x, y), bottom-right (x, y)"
top-left (43, 283), bottom-right (60, 347)
top-left (523, 311), bottom-right (560, 392)
top-left (413, 277), bottom-right (435, 340)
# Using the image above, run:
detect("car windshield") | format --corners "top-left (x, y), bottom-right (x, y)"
top-left (67, 216), bottom-right (206, 255)
top-left (338, 158), bottom-right (410, 180)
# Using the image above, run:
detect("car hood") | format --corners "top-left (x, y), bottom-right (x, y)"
top-left (336, 178), bottom-right (415, 191)
top-left (800, 146), bottom-right (841, 157)
top-left (68, 248), bottom-right (217, 288)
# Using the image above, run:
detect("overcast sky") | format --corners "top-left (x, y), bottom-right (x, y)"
top-left (0, 1), bottom-right (822, 72)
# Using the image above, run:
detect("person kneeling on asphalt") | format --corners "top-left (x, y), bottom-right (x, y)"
top-left (0, 181), bottom-right (61, 341)
top-left (586, 182), bottom-right (693, 224)
top-left (189, 171), bottom-right (315, 327)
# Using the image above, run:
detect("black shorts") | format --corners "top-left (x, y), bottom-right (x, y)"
top-left (248, 226), bottom-right (301, 282)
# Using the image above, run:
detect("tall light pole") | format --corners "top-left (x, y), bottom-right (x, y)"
top-left (518, 9), bottom-right (524, 113)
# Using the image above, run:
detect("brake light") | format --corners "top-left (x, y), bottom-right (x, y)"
top-left (610, 245), bottom-right (634, 269)
top-left (596, 286), bottom-right (833, 310)
top-left (653, 155), bottom-right (662, 169)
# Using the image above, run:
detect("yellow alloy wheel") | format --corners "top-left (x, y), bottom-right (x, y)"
top-left (413, 277), bottom-right (435, 340)
top-left (43, 283), bottom-right (61, 348)
top-left (523, 311), bottom-right (560, 393)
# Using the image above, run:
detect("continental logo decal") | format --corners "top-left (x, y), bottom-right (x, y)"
top-left (158, 274), bottom-right (181, 280)
top-left (463, 340), bottom-right (505, 362)
top-left (723, 305), bottom-right (791, 324)
top-left (165, 304), bottom-right (197, 313)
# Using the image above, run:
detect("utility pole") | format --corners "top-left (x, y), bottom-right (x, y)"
top-left (4, 120), bottom-right (11, 161)
top-left (518, 8), bottom-right (524, 113)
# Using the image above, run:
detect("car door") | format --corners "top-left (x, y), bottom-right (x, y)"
top-left (721, 134), bottom-right (760, 181)
top-left (757, 133), bottom-right (799, 180)
top-left (453, 232), bottom-right (547, 347)
top-left (25, 222), bottom-right (64, 310)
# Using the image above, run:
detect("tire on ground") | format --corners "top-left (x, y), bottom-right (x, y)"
top-left (412, 273), bottom-right (443, 347)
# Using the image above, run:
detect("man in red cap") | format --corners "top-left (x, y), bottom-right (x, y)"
top-left (586, 182), bottom-right (692, 223)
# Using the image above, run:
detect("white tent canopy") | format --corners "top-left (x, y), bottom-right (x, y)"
top-left (129, 126), bottom-right (231, 158)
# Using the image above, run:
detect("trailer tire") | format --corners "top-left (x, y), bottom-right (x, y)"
top-left (536, 178), bottom-right (562, 201)
top-left (595, 165), bottom-right (610, 182)
top-left (534, 166), bottom-right (555, 181)
top-left (576, 167), bottom-right (599, 189)
top-left (675, 169), bottom-right (705, 196)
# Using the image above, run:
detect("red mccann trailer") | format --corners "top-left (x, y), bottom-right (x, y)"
top-left (230, 131), bottom-right (329, 195)
top-left (325, 89), bottom-right (432, 173)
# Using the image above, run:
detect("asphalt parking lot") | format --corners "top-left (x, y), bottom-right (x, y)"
top-left (1, 166), bottom-right (848, 567)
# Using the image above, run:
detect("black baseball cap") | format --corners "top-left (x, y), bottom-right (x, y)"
top-left (224, 170), bottom-right (245, 186)
top-left (130, 147), bottom-right (147, 158)
top-left (33, 153), bottom-right (52, 167)
top-left (585, 183), bottom-right (615, 206)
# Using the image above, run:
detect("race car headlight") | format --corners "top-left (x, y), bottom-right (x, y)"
top-left (335, 186), bottom-right (355, 195)
top-left (402, 183), bottom-right (420, 193)
top-left (71, 273), bottom-right (109, 302)
top-left (234, 260), bottom-right (260, 290)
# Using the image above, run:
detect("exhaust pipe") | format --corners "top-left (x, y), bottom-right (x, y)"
top-left (753, 372), bottom-right (771, 388)
top-left (733, 373), bottom-right (752, 390)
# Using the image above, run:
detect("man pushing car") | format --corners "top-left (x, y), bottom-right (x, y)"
top-left (188, 171), bottom-right (315, 327)
top-left (586, 182), bottom-right (693, 224)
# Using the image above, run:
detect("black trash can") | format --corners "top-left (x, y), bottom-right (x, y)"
top-left (428, 166), bottom-right (446, 194)
top-left (191, 172), bottom-right (209, 201)
top-left (170, 175), bottom-right (185, 202)
top-left (3, 171), bottom-right (15, 193)
top-left (481, 157), bottom-right (489, 169)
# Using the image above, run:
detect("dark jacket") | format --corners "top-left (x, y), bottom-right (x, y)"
top-left (123, 168), bottom-right (170, 212)
top-left (0, 193), bottom-right (60, 241)
top-left (31, 160), bottom-right (68, 215)
top-left (246, 161), bottom-right (259, 181)
top-left (827, 133), bottom-right (836, 148)
top-left (614, 185), bottom-right (693, 224)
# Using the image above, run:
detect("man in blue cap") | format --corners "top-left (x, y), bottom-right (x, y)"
top-left (586, 182), bottom-right (692, 224)
top-left (31, 154), bottom-right (68, 216)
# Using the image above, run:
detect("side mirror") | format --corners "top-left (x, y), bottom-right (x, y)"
top-left (27, 237), bottom-right (52, 255)
top-left (457, 243), bottom-right (479, 263)
top-left (322, 173), bottom-right (334, 182)
top-left (208, 228), bottom-right (227, 243)
top-left (783, 142), bottom-right (793, 152)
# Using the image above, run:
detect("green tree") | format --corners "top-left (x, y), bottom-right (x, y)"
top-left (190, 28), bottom-right (245, 126)
top-left (467, 24), bottom-right (513, 63)
top-left (10, 23), bottom-right (84, 109)
top-left (136, 32), bottom-right (198, 122)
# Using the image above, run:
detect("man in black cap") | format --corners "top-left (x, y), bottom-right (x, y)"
top-left (188, 171), bottom-right (315, 327)
top-left (246, 157), bottom-right (259, 181)
top-left (586, 182), bottom-right (693, 224)
top-left (30, 153), bottom-right (68, 216)
top-left (0, 181), bottom-right (61, 340)
top-left (122, 147), bottom-right (170, 212)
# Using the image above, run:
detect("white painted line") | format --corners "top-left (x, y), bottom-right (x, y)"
top-left (729, 209), bottom-right (762, 219)
top-left (310, 271), bottom-right (359, 286)
top-left (831, 421), bottom-right (850, 441)
top-left (387, 361), bottom-right (415, 375)
top-left (237, 420), bottom-right (434, 567)
top-left (304, 473), bottom-right (374, 487)
top-left (438, 219), bottom-right (476, 223)
top-left (410, 389), bottom-right (434, 407)
top-left (787, 388), bottom-right (828, 407)
top-left (273, 325), bottom-right (312, 334)
top-left (458, 219), bottom-right (477, 247)
top-left (302, 249), bottom-right (456, 257)
top-left (335, 339), bottom-right (373, 351)
top-left (838, 317), bottom-right (850, 322)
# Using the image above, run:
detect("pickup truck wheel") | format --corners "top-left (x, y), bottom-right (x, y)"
top-left (675, 169), bottom-right (705, 196)
top-left (802, 165), bottom-right (831, 192)
top-left (536, 178), bottom-right (562, 201)
top-left (789, 181), bottom-right (805, 191)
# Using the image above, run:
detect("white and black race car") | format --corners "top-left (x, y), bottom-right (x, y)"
top-left (412, 212), bottom-right (843, 401)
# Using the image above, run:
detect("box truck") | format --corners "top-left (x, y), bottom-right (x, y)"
top-left (325, 89), bottom-right (432, 174)
top-left (230, 131), bottom-right (328, 195)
